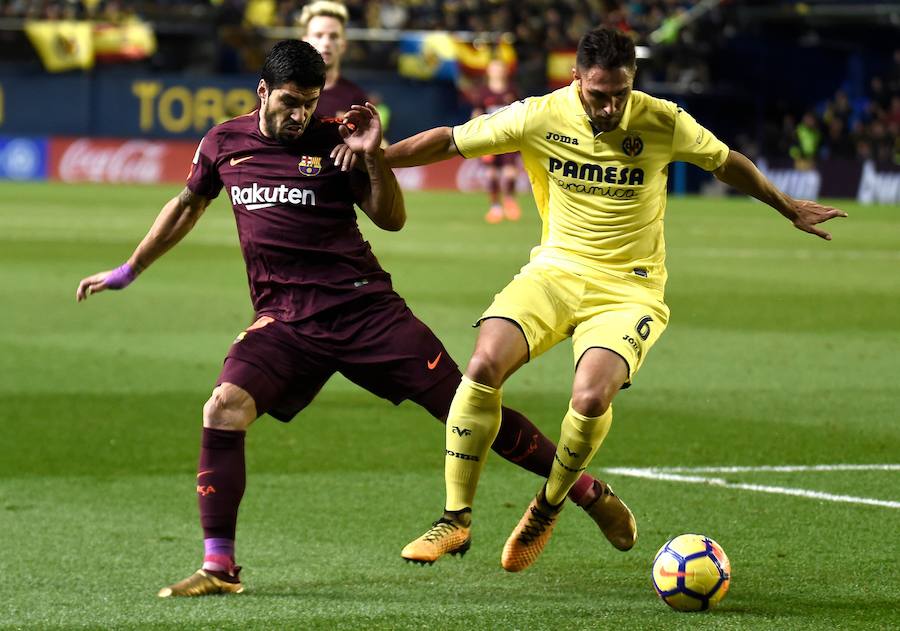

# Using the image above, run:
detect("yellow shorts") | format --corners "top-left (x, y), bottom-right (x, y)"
top-left (479, 260), bottom-right (670, 383)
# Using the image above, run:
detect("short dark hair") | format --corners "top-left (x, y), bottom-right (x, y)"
top-left (261, 40), bottom-right (326, 90)
top-left (576, 27), bottom-right (636, 71)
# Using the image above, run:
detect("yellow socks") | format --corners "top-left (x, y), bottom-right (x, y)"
top-left (545, 404), bottom-right (612, 505)
top-left (444, 376), bottom-right (502, 512)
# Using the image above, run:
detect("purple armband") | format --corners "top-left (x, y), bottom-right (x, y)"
top-left (105, 262), bottom-right (137, 290)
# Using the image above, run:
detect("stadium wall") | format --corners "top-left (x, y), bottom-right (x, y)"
top-left (0, 71), bottom-right (465, 141)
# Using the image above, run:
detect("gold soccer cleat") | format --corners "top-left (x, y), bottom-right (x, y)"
top-left (157, 568), bottom-right (244, 598)
top-left (581, 480), bottom-right (638, 551)
top-left (501, 487), bottom-right (563, 572)
top-left (401, 517), bottom-right (471, 565)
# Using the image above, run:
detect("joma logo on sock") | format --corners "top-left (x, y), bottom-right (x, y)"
top-left (451, 426), bottom-right (472, 436)
top-left (446, 449), bottom-right (479, 461)
top-left (564, 446), bottom-right (580, 458)
top-left (554, 453), bottom-right (585, 472)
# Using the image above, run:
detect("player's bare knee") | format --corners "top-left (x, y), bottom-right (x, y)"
top-left (570, 389), bottom-right (611, 418)
top-left (203, 384), bottom-right (255, 430)
top-left (465, 353), bottom-right (505, 388)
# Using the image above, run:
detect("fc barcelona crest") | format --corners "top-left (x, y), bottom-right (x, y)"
top-left (622, 134), bottom-right (644, 157)
top-left (298, 155), bottom-right (322, 176)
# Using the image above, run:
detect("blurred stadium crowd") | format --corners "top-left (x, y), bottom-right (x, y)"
top-left (1, 0), bottom-right (898, 166)
top-left (2, 0), bottom-right (704, 43)
top-left (759, 56), bottom-right (900, 167)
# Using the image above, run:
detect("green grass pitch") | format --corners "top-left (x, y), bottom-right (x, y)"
top-left (1, 182), bottom-right (898, 630)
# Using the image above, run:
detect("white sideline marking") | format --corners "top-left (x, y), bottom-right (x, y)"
top-left (643, 464), bottom-right (900, 474)
top-left (603, 465), bottom-right (900, 509)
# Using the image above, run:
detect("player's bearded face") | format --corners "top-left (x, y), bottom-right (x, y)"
top-left (575, 65), bottom-right (635, 133)
top-left (259, 82), bottom-right (321, 143)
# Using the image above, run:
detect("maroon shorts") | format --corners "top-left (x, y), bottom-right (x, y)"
top-left (481, 152), bottom-right (518, 168)
top-left (216, 293), bottom-right (460, 421)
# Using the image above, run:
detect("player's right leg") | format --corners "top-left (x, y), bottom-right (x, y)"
top-left (159, 316), bottom-right (329, 597)
top-left (402, 318), bottom-right (528, 564)
top-left (158, 382), bottom-right (257, 597)
top-left (483, 162), bottom-right (504, 223)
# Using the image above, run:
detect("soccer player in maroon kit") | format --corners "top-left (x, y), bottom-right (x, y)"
top-left (298, 1), bottom-right (368, 118)
top-left (76, 41), bottom-right (633, 597)
top-left (471, 59), bottom-right (523, 224)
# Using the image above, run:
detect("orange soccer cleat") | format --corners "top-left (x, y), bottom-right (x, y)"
top-left (501, 486), bottom-right (563, 572)
top-left (401, 515), bottom-right (471, 565)
top-left (502, 198), bottom-right (521, 221)
top-left (485, 204), bottom-right (504, 224)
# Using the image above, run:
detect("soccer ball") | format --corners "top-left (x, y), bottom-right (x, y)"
top-left (652, 533), bottom-right (731, 612)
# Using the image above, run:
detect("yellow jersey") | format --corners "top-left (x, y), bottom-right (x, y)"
top-left (452, 82), bottom-right (729, 292)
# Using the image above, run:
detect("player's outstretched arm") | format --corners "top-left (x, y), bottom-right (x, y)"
top-left (713, 150), bottom-right (848, 240)
top-left (383, 127), bottom-right (460, 168)
top-left (75, 187), bottom-right (210, 301)
top-left (340, 103), bottom-right (406, 231)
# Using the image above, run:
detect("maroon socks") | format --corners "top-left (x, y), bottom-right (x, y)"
top-left (197, 427), bottom-right (246, 571)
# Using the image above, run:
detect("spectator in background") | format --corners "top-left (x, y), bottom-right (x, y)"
top-left (789, 112), bottom-right (821, 167)
top-left (297, 0), bottom-right (368, 118)
top-left (821, 117), bottom-right (855, 161)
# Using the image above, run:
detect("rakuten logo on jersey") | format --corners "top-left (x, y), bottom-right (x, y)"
top-left (230, 183), bottom-right (316, 210)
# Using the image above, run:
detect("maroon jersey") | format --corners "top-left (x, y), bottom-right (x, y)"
top-left (472, 84), bottom-right (518, 115)
top-left (186, 110), bottom-right (392, 322)
top-left (315, 77), bottom-right (368, 118)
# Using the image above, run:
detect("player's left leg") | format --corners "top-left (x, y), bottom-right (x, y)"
top-left (501, 349), bottom-right (625, 572)
top-left (502, 285), bottom-right (668, 572)
top-left (413, 372), bottom-right (605, 510)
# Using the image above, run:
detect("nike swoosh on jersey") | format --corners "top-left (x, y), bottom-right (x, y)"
top-left (427, 352), bottom-right (443, 370)
top-left (229, 156), bottom-right (254, 166)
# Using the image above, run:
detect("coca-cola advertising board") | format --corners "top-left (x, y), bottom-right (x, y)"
top-left (48, 137), bottom-right (197, 184)
top-left (45, 136), bottom-right (530, 192)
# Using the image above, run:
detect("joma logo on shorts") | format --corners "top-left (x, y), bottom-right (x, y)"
top-left (549, 158), bottom-right (645, 185)
top-left (546, 131), bottom-right (579, 145)
top-left (446, 449), bottom-right (479, 461)
top-left (230, 183), bottom-right (316, 211)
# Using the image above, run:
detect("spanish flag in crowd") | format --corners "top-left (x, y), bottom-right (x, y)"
top-left (547, 50), bottom-right (577, 89)
top-left (455, 39), bottom-right (517, 77)
top-left (25, 19), bottom-right (156, 73)
top-left (93, 19), bottom-right (157, 63)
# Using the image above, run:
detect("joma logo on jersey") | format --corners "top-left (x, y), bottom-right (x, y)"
top-left (546, 131), bottom-right (579, 145)
top-left (548, 158), bottom-right (645, 185)
top-left (298, 155), bottom-right (322, 176)
top-left (230, 183), bottom-right (316, 211)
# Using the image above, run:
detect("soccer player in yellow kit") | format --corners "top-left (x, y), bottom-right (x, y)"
top-left (379, 27), bottom-right (847, 571)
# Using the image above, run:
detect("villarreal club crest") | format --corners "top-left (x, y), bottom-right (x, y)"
top-left (622, 134), bottom-right (644, 157)
top-left (298, 155), bottom-right (322, 176)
